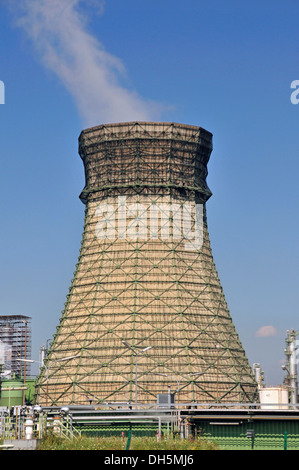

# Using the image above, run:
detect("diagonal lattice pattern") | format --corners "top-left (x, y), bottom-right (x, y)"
top-left (35, 122), bottom-right (257, 405)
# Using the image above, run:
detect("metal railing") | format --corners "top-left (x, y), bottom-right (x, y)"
top-left (1, 401), bottom-right (299, 442)
top-left (0, 406), bottom-right (80, 441)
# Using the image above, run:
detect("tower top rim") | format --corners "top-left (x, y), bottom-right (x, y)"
top-left (78, 121), bottom-right (213, 204)
top-left (79, 121), bottom-right (213, 147)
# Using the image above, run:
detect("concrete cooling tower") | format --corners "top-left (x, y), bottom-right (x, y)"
top-left (35, 122), bottom-right (257, 406)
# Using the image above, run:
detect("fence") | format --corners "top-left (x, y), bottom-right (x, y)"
top-left (2, 403), bottom-right (299, 450)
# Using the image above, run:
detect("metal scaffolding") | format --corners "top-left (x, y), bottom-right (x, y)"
top-left (35, 122), bottom-right (258, 406)
top-left (0, 315), bottom-right (31, 378)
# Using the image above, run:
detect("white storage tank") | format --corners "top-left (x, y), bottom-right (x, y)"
top-left (259, 386), bottom-right (288, 409)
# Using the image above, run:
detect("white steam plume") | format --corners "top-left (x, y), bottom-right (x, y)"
top-left (8, 0), bottom-right (161, 126)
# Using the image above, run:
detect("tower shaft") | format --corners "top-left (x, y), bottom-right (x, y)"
top-left (36, 122), bottom-right (257, 405)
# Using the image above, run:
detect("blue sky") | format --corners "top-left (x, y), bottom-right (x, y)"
top-left (0, 0), bottom-right (299, 385)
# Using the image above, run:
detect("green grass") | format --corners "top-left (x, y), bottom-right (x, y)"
top-left (39, 433), bottom-right (218, 450)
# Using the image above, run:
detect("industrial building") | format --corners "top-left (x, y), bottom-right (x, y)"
top-left (0, 315), bottom-right (31, 379)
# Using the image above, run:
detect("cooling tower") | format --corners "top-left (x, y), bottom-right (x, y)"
top-left (35, 122), bottom-right (257, 406)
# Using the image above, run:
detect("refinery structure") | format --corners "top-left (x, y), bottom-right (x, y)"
top-left (0, 315), bottom-right (31, 379)
top-left (34, 121), bottom-right (258, 406)
top-left (2, 123), bottom-right (299, 450)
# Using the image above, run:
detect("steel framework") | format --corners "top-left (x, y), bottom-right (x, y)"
top-left (35, 122), bottom-right (257, 406)
top-left (0, 315), bottom-right (31, 378)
